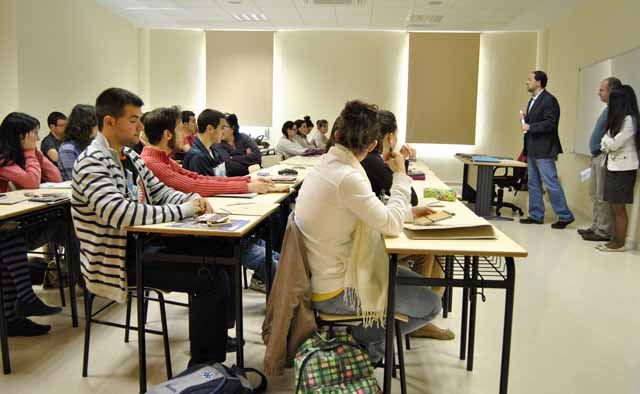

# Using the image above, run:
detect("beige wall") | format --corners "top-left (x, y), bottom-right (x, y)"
top-left (545, 0), bottom-right (640, 242)
top-left (148, 29), bottom-right (206, 113)
top-left (14, 0), bottom-right (138, 134)
top-left (273, 31), bottom-right (406, 143)
top-left (410, 32), bottom-right (538, 184)
top-left (0, 0), bottom-right (18, 118)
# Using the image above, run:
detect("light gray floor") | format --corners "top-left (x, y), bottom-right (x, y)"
top-left (1, 213), bottom-right (639, 393)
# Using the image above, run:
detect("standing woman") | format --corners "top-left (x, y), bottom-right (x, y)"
top-left (599, 85), bottom-right (640, 252)
top-left (0, 112), bottom-right (63, 336)
top-left (58, 104), bottom-right (98, 181)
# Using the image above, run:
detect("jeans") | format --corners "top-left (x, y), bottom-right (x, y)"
top-left (313, 267), bottom-right (442, 362)
top-left (589, 154), bottom-right (613, 236)
top-left (527, 157), bottom-right (574, 222)
top-left (242, 239), bottom-right (279, 282)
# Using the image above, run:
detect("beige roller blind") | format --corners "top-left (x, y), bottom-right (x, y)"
top-left (407, 33), bottom-right (480, 145)
top-left (206, 31), bottom-right (273, 126)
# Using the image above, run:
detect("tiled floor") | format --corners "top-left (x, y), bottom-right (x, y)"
top-left (1, 213), bottom-right (639, 393)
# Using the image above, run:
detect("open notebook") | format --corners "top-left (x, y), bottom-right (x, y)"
top-left (404, 206), bottom-right (496, 240)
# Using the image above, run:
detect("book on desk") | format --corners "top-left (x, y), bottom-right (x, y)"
top-left (404, 209), bottom-right (496, 240)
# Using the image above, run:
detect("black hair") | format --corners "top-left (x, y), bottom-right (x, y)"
top-left (282, 121), bottom-right (295, 138)
top-left (181, 110), bottom-right (195, 124)
top-left (197, 109), bottom-right (225, 134)
top-left (64, 104), bottom-right (97, 151)
top-left (316, 119), bottom-right (328, 129)
top-left (324, 116), bottom-right (342, 153)
top-left (226, 113), bottom-right (240, 137)
top-left (606, 85), bottom-right (640, 151)
top-left (304, 115), bottom-right (313, 128)
top-left (373, 110), bottom-right (397, 154)
top-left (143, 106), bottom-right (181, 145)
top-left (334, 100), bottom-right (380, 153)
top-left (294, 119), bottom-right (306, 130)
top-left (605, 77), bottom-right (622, 91)
top-left (47, 111), bottom-right (67, 128)
top-left (532, 70), bottom-right (548, 88)
top-left (95, 87), bottom-right (144, 131)
top-left (0, 112), bottom-right (40, 168)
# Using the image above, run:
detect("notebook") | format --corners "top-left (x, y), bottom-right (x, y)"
top-left (215, 192), bottom-right (258, 199)
top-left (471, 155), bottom-right (500, 163)
top-left (0, 194), bottom-right (30, 205)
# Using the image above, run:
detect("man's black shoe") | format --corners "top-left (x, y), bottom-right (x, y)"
top-left (581, 232), bottom-right (610, 241)
top-left (519, 217), bottom-right (543, 224)
top-left (7, 318), bottom-right (51, 337)
top-left (15, 298), bottom-right (62, 318)
top-left (552, 218), bottom-right (575, 229)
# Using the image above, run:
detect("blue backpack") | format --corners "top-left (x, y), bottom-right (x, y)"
top-left (147, 363), bottom-right (267, 394)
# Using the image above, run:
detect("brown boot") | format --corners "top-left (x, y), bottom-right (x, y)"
top-left (410, 323), bottom-right (455, 340)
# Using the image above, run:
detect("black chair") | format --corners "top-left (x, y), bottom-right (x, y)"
top-left (492, 165), bottom-right (527, 217)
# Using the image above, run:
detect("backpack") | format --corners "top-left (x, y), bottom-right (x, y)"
top-left (294, 329), bottom-right (381, 394)
top-left (147, 363), bottom-right (267, 394)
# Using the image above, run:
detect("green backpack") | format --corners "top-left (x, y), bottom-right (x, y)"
top-left (294, 329), bottom-right (381, 394)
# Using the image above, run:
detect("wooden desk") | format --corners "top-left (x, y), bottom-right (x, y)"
top-left (0, 189), bottom-right (79, 375)
top-left (454, 154), bottom-right (527, 219)
top-left (126, 205), bottom-right (279, 393)
top-left (382, 164), bottom-right (527, 394)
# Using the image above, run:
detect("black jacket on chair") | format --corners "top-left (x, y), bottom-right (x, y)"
top-left (523, 90), bottom-right (563, 159)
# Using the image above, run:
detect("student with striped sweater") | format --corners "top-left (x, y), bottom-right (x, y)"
top-left (71, 88), bottom-right (230, 365)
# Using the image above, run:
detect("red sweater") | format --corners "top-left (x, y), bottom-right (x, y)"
top-left (0, 149), bottom-right (62, 192)
top-left (140, 146), bottom-right (250, 196)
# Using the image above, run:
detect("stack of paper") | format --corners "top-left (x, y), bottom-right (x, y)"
top-left (404, 208), bottom-right (496, 240)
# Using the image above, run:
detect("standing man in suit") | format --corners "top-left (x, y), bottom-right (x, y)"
top-left (519, 71), bottom-right (575, 228)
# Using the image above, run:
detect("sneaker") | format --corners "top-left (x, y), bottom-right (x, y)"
top-left (7, 318), bottom-right (52, 337)
top-left (519, 217), bottom-right (543, 224)
top-left (581, 232), bottom-right (610, 242)
top-left (249, 276), bottom-right (267, 294)
top-left (577, 228), bottom-right (594, 235)
top-left (226, 335), bottom-right (245, 353)
top-left (551, 218), bottom-right (575, 229)
top-left (14, 298), bottom-right (62, 318)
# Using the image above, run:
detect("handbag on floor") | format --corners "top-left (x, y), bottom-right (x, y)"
top-left (146, 363), bottom-right (267, 394)
top-left (294, 329), bottom-right (381, 394)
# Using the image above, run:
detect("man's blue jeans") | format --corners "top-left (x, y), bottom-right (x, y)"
top-left (527, 157), bottom-right (574, 222)
top-left (242, 240), bottom-right (279, 282)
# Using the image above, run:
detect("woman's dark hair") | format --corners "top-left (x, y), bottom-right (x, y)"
top-left (372, 110), bottom-right (397, 154)
top-left (304, 115), bottom-right (313, 128)
top-left (324, 116), bottom-right (342, 153)
top-left (226, 113), bottom-right (240, 137)
top-left (334, 100), bottom-right (380, 153)
top-left (64, 104), bottom-right (97, 151)
top-left (281, 121), bottom-right (295, 138)
top-left (294, 119), bottom-right (306, 131)
top-left (0, 112), bottom-right (40, 168)
top-left (606, 85), bottom-right (640, 150)
top-left (316, 119), bottom-right (328, 129)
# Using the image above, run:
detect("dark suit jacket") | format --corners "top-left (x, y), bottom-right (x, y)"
top-left (182, 137), bottom-right (223, 176)
top-left (213, 133), bottom-right (262, 177)
top-left (523, 90), bottom-right (563, 159)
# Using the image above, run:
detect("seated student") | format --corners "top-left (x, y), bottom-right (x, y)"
top-left (183, 110), bottom-right (229, 176)
top-left (72, 87), bottom-right (229, 365)
top-left (276, 121), bottom-right (317, 159)
top-left (41, 111), bottom-right (67, 164)
top-left (295, 100), bottom-right (442, 362)
top-left (598, 85), bottom-right (640, 252)
top-left (140, 106), bottom-right (272, 196)
top-left (293, 118), bottom-right (313, 149)
top-left (361, 110), bottom-right (453, 340)
top-left (309, 118), bottom-right (329, 149)
top-left (212, 113), bottom-right (262, 176)
top-left (0, 112), bottom-right (63, 336)
top-left (58, 104), bottom-right (98, 181)
top-left (181, 110), bottom-right (197, 150)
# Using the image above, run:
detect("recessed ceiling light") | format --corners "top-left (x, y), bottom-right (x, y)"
top-left (227, 0), bottom-right (242, 4)
top-left (428, 1), bottom-right (444, 5)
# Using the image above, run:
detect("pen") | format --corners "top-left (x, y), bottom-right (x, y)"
top-left (226, 202), bottom-right (254, 207)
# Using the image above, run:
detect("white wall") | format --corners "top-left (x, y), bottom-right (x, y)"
top-left (148, 29), bottom-right (206, 113)
top-left (0, 0), bottom-right (18, 118)
top-left (273, 31), bottom-right (407, 143)
top-left (14, 0), bottom-right (139, 134)
top-left (409, 32), bottom-right (538, 184)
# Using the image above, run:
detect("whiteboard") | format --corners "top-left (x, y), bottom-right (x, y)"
top-left (575, 47), bottom-right (640, 156)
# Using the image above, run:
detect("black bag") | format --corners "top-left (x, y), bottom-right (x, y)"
top-left (146, 363), bottom-right (267, 394)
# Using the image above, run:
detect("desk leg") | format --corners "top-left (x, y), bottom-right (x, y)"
top-left (65, 209), bottom-right (78, 328)
top-left (383, 254), bottom-right (398, 394)
top-left (462, 163), bottom-right (473, 201)
top-left (460, 256), bottom-right (470, 361)
top-left (500, 258), bottom-right (516, 394)
top-left (0, 270), bottom-right (10, 374)
top-left (234, 242), bottom-right (244, 368)
top-left (265, 216), bottom-right (274, 299)
top-left (475, 166), bottom-right (494, 217)
top-left (447, 256), bottom-right (453, 313)
top-left (135, 234), bottom-right (147, 394)
top-left (467, 257), bottom-right (479, 371)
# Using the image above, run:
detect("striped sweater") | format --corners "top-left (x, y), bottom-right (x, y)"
top-left (140, 146), bottom-right (250, 196)
top-left (71, 132), bottom-right (197, 303)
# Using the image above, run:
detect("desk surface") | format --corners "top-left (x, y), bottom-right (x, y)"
top-left (386, 162), bottom-right (528, 258)
top-left (0, 189), bottom-right (71, 221)
top-left (455, 154), bottom-right (527, 168)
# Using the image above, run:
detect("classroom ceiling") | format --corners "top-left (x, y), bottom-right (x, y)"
top-left (97, 0), bottom-right (581, 31)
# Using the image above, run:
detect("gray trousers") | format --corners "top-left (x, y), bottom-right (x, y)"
top-left (590, 154), bottom-right (613, 237)
top-left (313, 266), bottom-right (442, 362)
